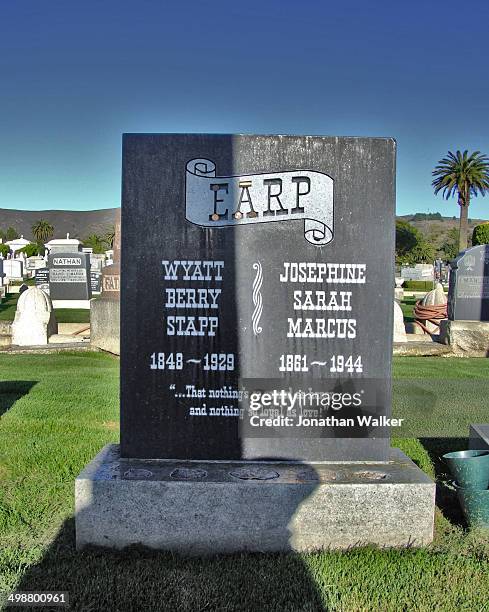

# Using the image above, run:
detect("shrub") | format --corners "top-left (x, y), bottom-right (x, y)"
top-left (472, 223), bottom-right (489, 246)
top-left (17, 243), bottom-right (39, 257)
top-left (403, 280), bottom-right (434, 291)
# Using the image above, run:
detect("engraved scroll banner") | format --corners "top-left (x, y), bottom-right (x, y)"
top-left (185, 159), bottom-right (334, 246)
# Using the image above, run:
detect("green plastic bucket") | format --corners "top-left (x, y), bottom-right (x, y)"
top-left (455, 484), bottom-right (489, 528)
top-left (443, 449), bottom-right (489, 490)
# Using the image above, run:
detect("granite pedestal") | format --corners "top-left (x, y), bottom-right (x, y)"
top-left (75, 444), bottom-right (435, 553)
top-left (90, 297), bottom-right (120, 355)
top-left (439, 320), bottom-right (489, 356)
top-left (469, 424), bottom-right (489, 451)
top-left (90, 209), bottom-right (120, 354)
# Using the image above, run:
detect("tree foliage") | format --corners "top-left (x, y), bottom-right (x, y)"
top-left (395, 220), bottom-right (434, 264)
top-left (82, 234), bottom-right (108, 254)
top-left (439, 228), bottom-right (460, 260)
top-left (5, 227), bottom-right (19, 241)
top-left (411, 212), bottom-right (442, 221)
top-left (0, 244), bottom-right (9, 257)
top-left (103, 227), bottom-right (115, 248)
top-left (396, 220), bottom-right (419, 257)
top-left (472, 223), bottom-right (489, 246)
top-left (409, 241), bottom-right (436, 263)
top-left (18, 243), bottom-right (39, 257)
top-left (32, 219), bottom-right (54, 243)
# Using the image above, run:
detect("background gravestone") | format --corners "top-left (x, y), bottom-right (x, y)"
top-left (3, 259), bottom-right (23, 281)
top-left (101, 209), bottom-right (120, 298)
top-left (12, 286), bottom-right (57, 346)
top-left (90, 210), bottom-right (121, 354)
top-left (25, 256), bottom-right (46, 277)
top-left (400, 263), bottom-right (434, 282)
top-left (48, 252), bottom-right (91, 301)
top-left (90, 271), bottom-right (102, 294)
top-left (0, 259), bottom-right (4, 300)
top-left (448, 245), bottom-right (489, 321)
top-left (35, 267), bottom-right (50, 294)
top-left (121, 134), bottom-right (395, 461)
top-left (90, 253), bottom-right (106, 272)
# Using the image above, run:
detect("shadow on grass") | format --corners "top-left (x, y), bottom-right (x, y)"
top-left (12, 518), bottom-right (326, 612)
top-left (0, 293), bottom-right (19, 321)
top-left (419, 437), bottom-right (467, 528)
top-left (0, 381), bottom-right (37, 417)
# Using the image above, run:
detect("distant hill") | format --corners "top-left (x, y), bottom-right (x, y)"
top-left (398, 214), bottom-right (488, 249)
top-left (0, 207), bottom-right (487, 248)
top-left (0, 208), bottom-right (118, 242)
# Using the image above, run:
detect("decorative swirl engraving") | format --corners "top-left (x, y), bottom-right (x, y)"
top-left (252, 262), bottom-right (263, 335)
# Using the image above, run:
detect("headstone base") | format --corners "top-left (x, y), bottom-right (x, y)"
top-left (75, 444), bottom-right (435, 553)
top-left (439, 320), bottom-right (489, 356)
top-left (90, 298), bottom-right (120, 355)
top-left (469, 424), bottom-right (489, 451)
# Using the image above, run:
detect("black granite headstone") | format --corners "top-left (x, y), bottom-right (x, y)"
top-left (35, 267), bottom-right (50, 294)
top-left (121, 134), bottom-right (395, 461)
top-left (48, 252), bottom-right (91, 300)
top-left (448, 244), bottom-right (489, 321)
top-left (90, 271), bottom-right (102, 294)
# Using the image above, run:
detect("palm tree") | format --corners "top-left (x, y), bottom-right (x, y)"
top-left (83, 234), bottom-right (107, 254)
top-left (32, 219), bottom-right (54, 243)
top-left (432, 150), bottom-right (489, 252)
top-left (103, 226), bottom-right (115, 248)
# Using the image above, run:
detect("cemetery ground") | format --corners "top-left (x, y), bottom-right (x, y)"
top-left (0, 354), bottom-right (488, 611)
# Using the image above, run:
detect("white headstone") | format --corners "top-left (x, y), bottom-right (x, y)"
top-left (12, 287), bottom-right (58, 346)
top-left (393, 301), bottom-right (407, 343)
top-left (3, 259), bottom-right (23, 280)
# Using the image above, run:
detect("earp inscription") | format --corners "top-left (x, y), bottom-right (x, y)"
top-left (121, 134), bottom-right (395, 461)
top-left (185, 159), bottom-right (334, 245)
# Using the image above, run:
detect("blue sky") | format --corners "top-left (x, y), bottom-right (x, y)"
top-left (1, 0), bottom-right (489, 218)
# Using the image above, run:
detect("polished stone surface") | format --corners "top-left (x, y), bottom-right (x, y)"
top-left (121, 134), bottom-right (396, 461)
top-left (448, 245), bottom-right (489, 321)
top-left (48, 251), bottom-right (91, 301)
top-left (469, 424), bottom-right (489, 451)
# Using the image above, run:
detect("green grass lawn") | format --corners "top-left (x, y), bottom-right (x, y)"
top-left (0, 292), bottom-right (90, 324)
top-left (0, 353), bottom-right (488, 610)
top-left (399, 296), bottom-right (416, 323)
